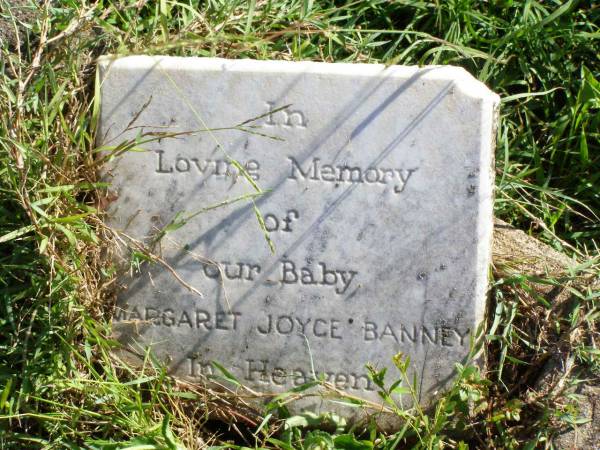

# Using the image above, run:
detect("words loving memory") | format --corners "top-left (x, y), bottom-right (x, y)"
top-left (154, 151), bottom-right (418, 194)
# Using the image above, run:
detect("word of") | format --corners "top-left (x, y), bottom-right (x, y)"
top-left (264, 210), bottom-right (300, 233)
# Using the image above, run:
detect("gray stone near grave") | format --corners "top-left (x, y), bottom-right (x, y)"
top-left (98, 56), bottom-right (499, 427)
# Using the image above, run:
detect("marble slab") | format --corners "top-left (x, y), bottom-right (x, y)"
top-left (98, 56), bottom-right (498, 425)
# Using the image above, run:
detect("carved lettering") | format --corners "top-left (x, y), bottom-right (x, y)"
top-left (187, 357), bottom-right (215, 377)
top-left (114, 307), bottom-right (241, 330)
top-left (256, 313), bottom-right (343, 339)
top-left (263, 209), bottom-right (300, 233)
top-left (362, 320), bottom-right (470, 346)
top-left (288, 157), bottom-right (417, 194)
top-left (201, 261), bottom-right (261, 282)
top-left (154, 150), bottom-right (260, 180)
top-left (264, 102), bottom-right (307, 128)
top-left (280, 259), bottom-right (357, 294)
top-left (244, 359), bottom-right (375, 391)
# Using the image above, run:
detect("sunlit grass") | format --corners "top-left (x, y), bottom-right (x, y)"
top-left (0, 0), bottom-right (598, 448)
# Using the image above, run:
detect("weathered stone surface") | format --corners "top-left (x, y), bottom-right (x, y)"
top-left (98, 56), bottom-right (499, 424)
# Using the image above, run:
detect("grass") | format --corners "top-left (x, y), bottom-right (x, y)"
top-left (0, 0), bottom-right (598, 448)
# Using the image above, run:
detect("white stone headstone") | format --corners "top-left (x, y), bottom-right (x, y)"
top-left (98, 56), bottom-right (498, 425)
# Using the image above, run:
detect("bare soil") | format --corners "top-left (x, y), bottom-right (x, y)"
top-left (0, 0), bottom-right (37, 51)
top-left (494, 219), bottom-right (599, 449)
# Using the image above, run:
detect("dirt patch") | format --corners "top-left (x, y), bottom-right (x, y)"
top-left (493, 218), bottom-right (574, 276)
top-left (552, 384), bottom-right (600, 450)
top-left (493, 219), bottom-right (599, 449)
top-left (0, 0), bottom-right (38, 51)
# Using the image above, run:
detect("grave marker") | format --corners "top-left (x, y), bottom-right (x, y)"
top-left (98, 56), bottom-right (498, 425)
